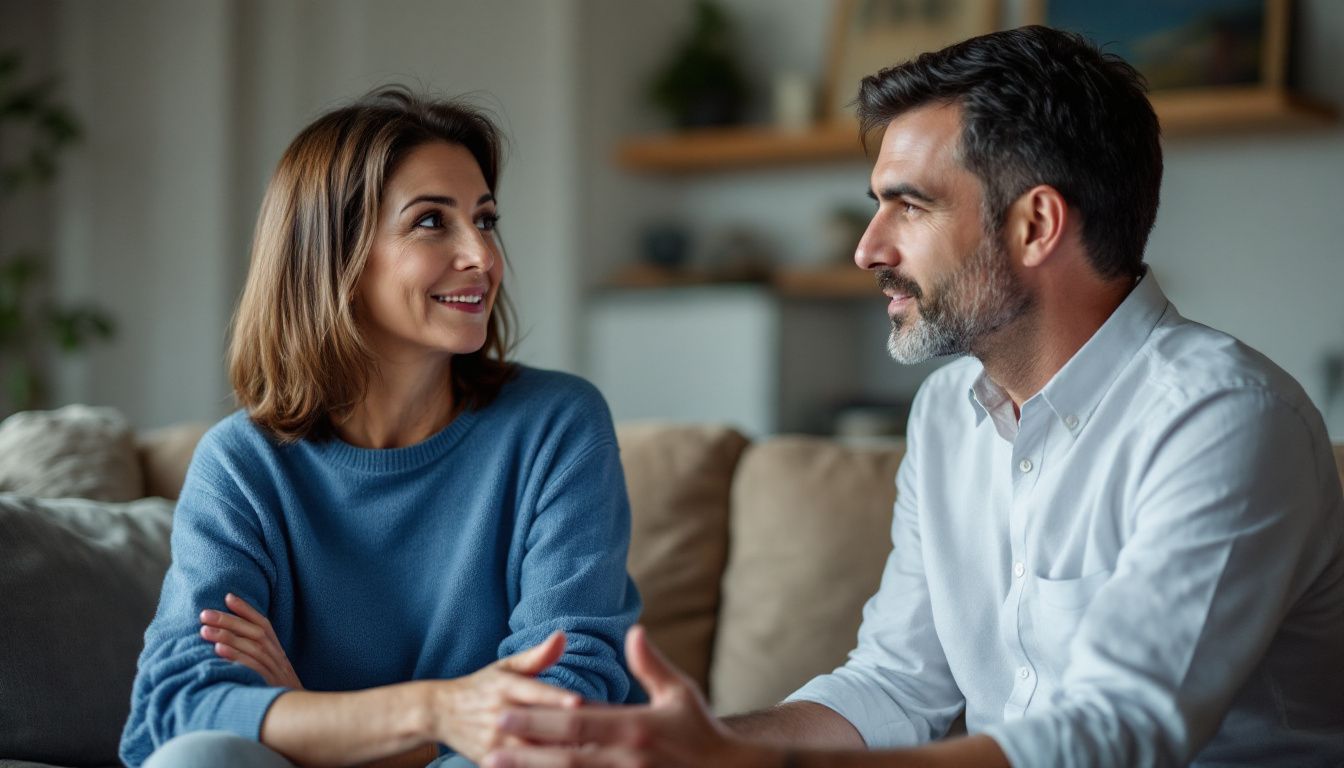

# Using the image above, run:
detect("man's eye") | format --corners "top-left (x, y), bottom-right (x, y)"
top-left (903, 202), bottom-right (922, 215)
top-left (415, 212), bottom-right (443, 229)
top-left (477, 214), bottom-right (500, 232)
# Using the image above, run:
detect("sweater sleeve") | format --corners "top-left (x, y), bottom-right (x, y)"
top-left (119, 432), bottom-right (286, 766)
top-left (497, 396), bottom-right (641, 704)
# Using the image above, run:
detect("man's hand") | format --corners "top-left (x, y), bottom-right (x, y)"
top-left (483, 625), bottom-right (776, 768)
top-left (428, 631), bottom-right (583, 762)
top-left (200, 592), bottom-right (304, 689)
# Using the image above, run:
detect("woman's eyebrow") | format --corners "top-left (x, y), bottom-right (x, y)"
top-left (399, 193), bottom-right (495, 214)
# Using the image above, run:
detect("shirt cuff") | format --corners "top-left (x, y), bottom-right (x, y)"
top-left (785, 670), bottom-right (920, 748)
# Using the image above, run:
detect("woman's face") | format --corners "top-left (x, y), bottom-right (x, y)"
top-left (356, 141), bottom-right (503, 364)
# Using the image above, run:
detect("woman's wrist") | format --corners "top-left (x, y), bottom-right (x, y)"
top-left (399, 679), bottom-right (449, 745)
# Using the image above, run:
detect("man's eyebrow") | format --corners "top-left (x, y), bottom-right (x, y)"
top-left (399, 193), bottom-right (494, 214)
top-left (866, 184), bottom-right (937, 205)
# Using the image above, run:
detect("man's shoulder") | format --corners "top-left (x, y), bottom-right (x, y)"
top-left (1139, 314), bottom-right (1315, 419)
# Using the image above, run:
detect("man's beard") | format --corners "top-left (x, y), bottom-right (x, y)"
top-left (878, 233), bottom-right (1033, 364)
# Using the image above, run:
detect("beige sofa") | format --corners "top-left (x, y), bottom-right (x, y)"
top-left (2, 409), bottom-right (1342, 767)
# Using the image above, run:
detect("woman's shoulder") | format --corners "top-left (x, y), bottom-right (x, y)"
top-left (495, 366), bottom-right (610, 415)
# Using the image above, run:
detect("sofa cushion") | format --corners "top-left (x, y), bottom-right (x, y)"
top-left (617, 422), bottom-right (749, 696)
top-left (711, 436), bottom-right (904, 715)
top-left (137, 421), bottom-right (209, 500)
top-left (0, 406), bottom-right (143, 502)
top-left (0, 493), bottom-right (174, 766)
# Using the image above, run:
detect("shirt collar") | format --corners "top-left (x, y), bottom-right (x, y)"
top-left (965, 269), bottom-right (1171, 438)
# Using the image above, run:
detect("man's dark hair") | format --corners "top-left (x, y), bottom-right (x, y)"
top-left (858, 25), bottom-right (1162, 280)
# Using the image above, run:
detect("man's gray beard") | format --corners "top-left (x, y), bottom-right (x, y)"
top-left (887, 236), bottom-right (1033, 364)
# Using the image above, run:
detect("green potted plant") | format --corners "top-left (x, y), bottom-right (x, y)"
top-left (648, 0), bottom-right (750, 128)
top-left (0, 50), bottom-right (114, 417)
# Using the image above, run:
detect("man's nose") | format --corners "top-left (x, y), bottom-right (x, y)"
top-left (854, 218), bottom-right (894, 271)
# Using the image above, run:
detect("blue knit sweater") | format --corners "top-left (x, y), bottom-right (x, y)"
top-left (120, 367), bottom-right (641, 766)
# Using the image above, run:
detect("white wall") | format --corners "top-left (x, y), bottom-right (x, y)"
top-left (573, 0), bottom-right (1344, 437)
top-left (43, 0), bottom-right (584, 429)
top-left (7, 0), bottom-right (1344, 435)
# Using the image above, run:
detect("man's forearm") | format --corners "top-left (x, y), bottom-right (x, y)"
top-left (739, 735), bottom-right (1008, 768)
top-left (725, 701), bottom-right (867, 749)
top-left (259, 683), bottom-right (435, 766)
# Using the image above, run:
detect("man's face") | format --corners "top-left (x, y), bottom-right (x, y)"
top-left (855, 103), bottom-right (1033, 363)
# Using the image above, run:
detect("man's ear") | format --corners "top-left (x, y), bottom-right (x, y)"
top-left (1006, 185), bottom-right (1069, 268)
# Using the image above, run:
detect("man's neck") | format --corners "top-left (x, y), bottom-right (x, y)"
top-left (976, 276), bottom-right (1136, 413)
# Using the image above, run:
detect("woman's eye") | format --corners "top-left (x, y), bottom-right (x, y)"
top-left (414, 211), bottom-right (443, 229)
top-left (476, 214), bottom-right (500, 232)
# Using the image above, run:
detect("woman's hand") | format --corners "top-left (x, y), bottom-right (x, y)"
top-left (200, 592), bottom-right (303, 690)
top-left (428, 631), bottom-right (582, 762)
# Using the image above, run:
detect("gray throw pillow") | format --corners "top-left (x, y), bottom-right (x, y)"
top-left (0, 406), bottom-right (143, 502)
top-left (0, 493), bottom-right (173, 766)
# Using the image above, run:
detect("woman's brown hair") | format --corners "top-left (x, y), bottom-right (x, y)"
top-left (228, 85), bottom-right (516, 442)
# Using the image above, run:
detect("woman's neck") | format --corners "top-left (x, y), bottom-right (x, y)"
top-left (336, 355), bottom-right (457, 449)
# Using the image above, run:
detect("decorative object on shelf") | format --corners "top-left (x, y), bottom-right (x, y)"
top-left (0, 50), bottom-right (115, 418)
top-left (770, 72), bottom-right (816, 132)
top-left (705, 226), bottom-right (773, 283)
top-left (648, 0), bottom-right (751, 129)
top-left (640, 223), bottom-right (693, 270)
top-left (823, 205), bottom-right (872, 266)
top-left (832, 399), bottom-right (912, 441)
top-left (1028, 0), bottom-right (1288, 92)
top-left (823, 0), bottom-right (1001, 121)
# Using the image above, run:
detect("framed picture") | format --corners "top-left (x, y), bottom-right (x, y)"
top-left (823, 0), bottom-right (1001, 121)
top-left (1026, 0), bottom-right (1290, 92)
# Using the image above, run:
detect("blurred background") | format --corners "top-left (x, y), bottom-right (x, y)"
top-left (2, 0), bottom-right (1342, 439)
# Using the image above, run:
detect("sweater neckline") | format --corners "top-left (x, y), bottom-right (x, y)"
top-left (311, 407), bottom-right (482, 473)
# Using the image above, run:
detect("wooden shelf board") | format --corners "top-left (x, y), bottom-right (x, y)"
top-left (1153, 87), bottom-right (1336, 136)
top-left (616, 89), bottom-right (1336, 173)
top-left (772, 267), bottom-right (878, 298)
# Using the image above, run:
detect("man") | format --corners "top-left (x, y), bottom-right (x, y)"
top-left (485, 26), bottom-right (1344, 767)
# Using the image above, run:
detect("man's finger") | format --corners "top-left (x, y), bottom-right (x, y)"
top-left (497, 706), bottom-right (634, 745)
top-left (625, 625), bottom-right (683, 701)
top-left (498, 631), bottom-right (567, 676)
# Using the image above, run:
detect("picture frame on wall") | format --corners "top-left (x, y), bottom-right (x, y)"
top-left (822, 0), bottom-right (1001, 122)
top-left (1026, 0), bottom-right (1290, 93)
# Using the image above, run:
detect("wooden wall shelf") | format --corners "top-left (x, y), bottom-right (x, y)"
top-left (617, 88), bottom-right (1336, 174)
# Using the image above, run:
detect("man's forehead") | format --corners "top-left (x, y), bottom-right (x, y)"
top-left (871, 103), bottom-right (963, 182)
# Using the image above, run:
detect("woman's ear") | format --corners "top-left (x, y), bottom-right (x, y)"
top-left (1007, 184), bottom-right (1069, 269)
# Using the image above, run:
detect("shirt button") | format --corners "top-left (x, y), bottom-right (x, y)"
top-left (1019, 458), bottom-right (1033, 473)
top-left (1064, 414), bottom-right (1079, 429)
top-left (1018, 666), bottom-right (1031, 680)
top-left (1013, 562), bottom-right (1025, 578)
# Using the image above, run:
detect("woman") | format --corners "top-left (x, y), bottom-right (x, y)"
top-left (120, 86), bottom-right (641, 768)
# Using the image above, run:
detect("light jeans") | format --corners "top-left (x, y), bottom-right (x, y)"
top-left (141, 730), bottom-right (475, 767)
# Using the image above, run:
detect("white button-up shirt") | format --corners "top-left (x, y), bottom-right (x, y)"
top-left (789, 273), bottom-right (1344, 766)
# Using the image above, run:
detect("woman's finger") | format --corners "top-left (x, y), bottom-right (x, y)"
top-left (498, 674), bottom-right (582, 709)
top-left (224, 593), bottom-right (276, 633)
top-left (211, 642), bottom-right (280, 684)
top-left (200, 626), bottom-right (282, 680)
top-left (200, 609), bottom-right (267, 641)
top-left (497, 631), bottom-right (566, 677)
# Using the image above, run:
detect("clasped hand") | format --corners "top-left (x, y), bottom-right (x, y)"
top-left (200, 593), bottom-right (581, 762)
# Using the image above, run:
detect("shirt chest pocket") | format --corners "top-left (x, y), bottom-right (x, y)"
top-left (1024, 569), bottom-right (1113, 680)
